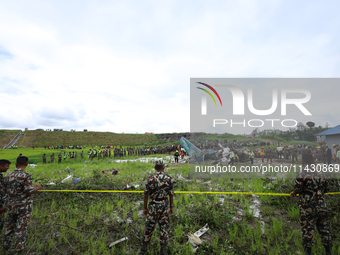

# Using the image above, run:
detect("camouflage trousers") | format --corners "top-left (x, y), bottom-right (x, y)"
top-left (266, 155), bottom-right (272, 163)
top-left (143, 203), bottom-right (170, 245)
top-left (299, 204), bottom-right (332, 248)
top-left (0, 212), bottom-right (5, 232)
top-left (292, 154), bottom-right (298, 163)
top-left (3, 204), bottom-right (33, 252)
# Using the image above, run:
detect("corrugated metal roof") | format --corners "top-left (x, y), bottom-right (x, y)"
top-left (316, 125), bottom-right (340, 136)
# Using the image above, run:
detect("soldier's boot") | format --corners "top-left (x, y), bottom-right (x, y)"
top-left (159, 244), bottom-right (167, 255)
top-left (324, 245), bottom-right (332, 255)
top-left (303, 246), bottom-right (311, 255)
top-left (139, 243), bottom-right (148, 255)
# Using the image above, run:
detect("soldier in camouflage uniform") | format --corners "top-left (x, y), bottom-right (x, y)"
top-left (266, 147), bottom-right (273, 163)
top-left (320, 146), bottom-right (326, 164)
top-left (284, 147), bottom-right (288, 159)
top-left (0, 160), bottom-right (11, 234)
top-left (50, 153), bottom-right (55, 163)
top-left (3, 156), bottom-right (42, 254)
top-left (292, 145), bottom-right (298, 164)
top-left (303, 146), bottom-right (312, 157)
top-left (139, 160), bottom-right (174, 255)
top-left (291, 154), bottom-right (332, 255)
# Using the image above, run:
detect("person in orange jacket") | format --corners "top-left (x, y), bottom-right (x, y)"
top-left (260, 147), bottom-right (265, 163)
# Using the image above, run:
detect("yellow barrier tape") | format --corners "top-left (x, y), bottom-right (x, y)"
top-left (38, 190), bottom-right (340, 196)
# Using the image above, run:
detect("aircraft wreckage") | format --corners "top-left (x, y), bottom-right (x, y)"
top-left (179, 137), bottom-right (252, 164)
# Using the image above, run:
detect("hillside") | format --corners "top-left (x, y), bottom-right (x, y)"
top-left (0, 129), bottom-right (324, 148)
top-left (0, 130), bottom-right (21, 148)
top-left (14, 130), bottom-right (163, 147)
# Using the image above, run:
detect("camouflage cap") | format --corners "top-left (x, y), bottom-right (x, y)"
top-left (155, 160), bottom-right (165, 166)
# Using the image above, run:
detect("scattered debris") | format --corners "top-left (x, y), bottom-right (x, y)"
top-left (193, 223), bottom-right (209, 237)
top-left (73, 178), bottom-right (80, 184)
top-left (188, 232), bottom-right (202, 245)
top-left (46, 181), bottom-right (56, 186)
top-left (109, 237), bottom-right (128, 248)
top-left (51, 210), bottom-right (60, 216)
top-left (61, 174), bottom-right (73, 183)
top-left (187, 224), bottom-right (209, 253)
top-left (124, 184), bottom-right (139, 190)
top-left (52, 232), bottom-right (61, 237)
top-left (112, 169), bottom-right (119, 175)
top-left (133, 200), bottom-right (144, 210)
top-left (124, 184), bottom-right (132, 190)
top-left (177, 175), bottom-right (189, 182)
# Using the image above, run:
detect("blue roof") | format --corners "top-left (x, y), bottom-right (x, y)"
top-left (316, 125), bottom-right (340, 136)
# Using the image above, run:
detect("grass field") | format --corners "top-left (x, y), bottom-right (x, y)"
top-left (0, 149), bottom-right (339, 254)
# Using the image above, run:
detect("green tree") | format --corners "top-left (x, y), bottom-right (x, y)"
top-left (306, 121), bottom-right (315, 129)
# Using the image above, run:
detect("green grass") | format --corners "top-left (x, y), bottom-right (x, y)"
top-left (0, 148), bottom-right (339, 254)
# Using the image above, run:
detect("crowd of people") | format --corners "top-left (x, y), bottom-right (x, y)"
top-left (193, 140), bottom-right (340, 165)
top-left (38, 144), bottom-right (188, 163)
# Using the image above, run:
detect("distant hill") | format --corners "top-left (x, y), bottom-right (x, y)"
top-left (12, 130), bottom-right (164, 147)
top-left (0, 129), bottom-right (322, 148)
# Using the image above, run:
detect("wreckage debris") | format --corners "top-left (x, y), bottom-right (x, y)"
top-left (73, 178), bottom-right (80, 183)
top-left (188, 232), bottom-right (202, 246)
top-left (124, 184), bottom-right (140, 190)
top-left (109, 237), bottom-right (128, 248)
top-left (61, 174), bottom-right (73, 183)
top-left (187, 224), bottom-right (210, 252)
top-left (51, 210), bottom-right (60, 216)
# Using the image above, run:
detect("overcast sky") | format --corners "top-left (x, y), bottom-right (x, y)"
top-left (0, 1), bottom-right (339, 133)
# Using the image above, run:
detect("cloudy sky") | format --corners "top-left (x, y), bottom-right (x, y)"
top-left (190, 78), bottom-right (340, 134)
top-left (0, 1), bottom-right (339, 133)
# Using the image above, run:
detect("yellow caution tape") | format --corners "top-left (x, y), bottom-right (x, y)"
top-left (38, 190), bottom-right (340, 196)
